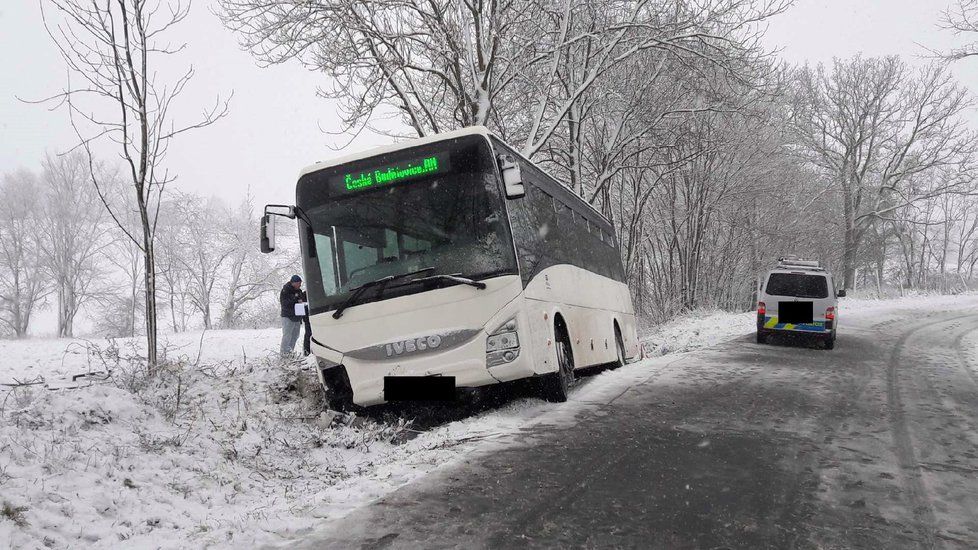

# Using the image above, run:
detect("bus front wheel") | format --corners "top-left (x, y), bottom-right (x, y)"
top-left (321, 365), bottom-right (357, 412)
top-left (540, 321), bottom-right (575, 403)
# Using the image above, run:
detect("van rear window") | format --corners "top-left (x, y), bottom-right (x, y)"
top-left (765, 273), bottom-right (828, 298)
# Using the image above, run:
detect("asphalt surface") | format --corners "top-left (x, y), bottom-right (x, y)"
top-left (295, 305), bottom-right (978, 549)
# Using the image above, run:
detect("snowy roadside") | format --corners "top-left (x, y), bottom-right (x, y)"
top-left (0, 326), bottom-right (678, 550)
top-left (639, 309), bottom-right (755, 357)
top-left (2, 292), bottom-right (976, 549)
top-left (635, 291), bottom-right (978, 358)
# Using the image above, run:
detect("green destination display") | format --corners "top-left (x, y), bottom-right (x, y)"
top-left (330, 153), bottom-right (450, 195)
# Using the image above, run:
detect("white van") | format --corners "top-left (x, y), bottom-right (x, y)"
top-left (756, 258), bottom-right (845, 349)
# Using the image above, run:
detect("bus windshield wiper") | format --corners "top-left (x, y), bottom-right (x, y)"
top-left (331, 267), bottom-right (435, 319)
top-left (407, 273), bottom-right (487, 290)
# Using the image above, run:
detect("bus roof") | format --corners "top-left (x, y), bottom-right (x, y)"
top-left (298, 126), bottom-right (493, 178)
top-left (297, 126), bottom-right (612, 226)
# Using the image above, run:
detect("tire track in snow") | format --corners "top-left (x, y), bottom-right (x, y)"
top-left (952, 326), bottom-right (978, 390)
top-left (886, 313), bottom-right (978, 548)
top-left (887, 318), bottom-right (956, 547)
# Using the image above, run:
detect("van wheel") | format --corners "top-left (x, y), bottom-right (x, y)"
top-left (541, 321), bottom-right (575, 402)
top-left (825, 334), bottom-right (836, 350)
top-left (610, 326), bottom-right (626, 370)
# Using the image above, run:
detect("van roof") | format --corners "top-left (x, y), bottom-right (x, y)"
top-left (769, 267), bottom-right (829, 277)
top-left (776, 257), bottom-right (822, 269)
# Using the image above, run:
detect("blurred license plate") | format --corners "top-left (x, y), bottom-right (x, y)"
top-left (384, 376), bottom-right (456, 401)
top-left (778, 301), bottom-right (813, 324)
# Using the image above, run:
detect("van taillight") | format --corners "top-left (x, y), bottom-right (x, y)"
top-left (825, 307), bottom-right (835, 321)
top-left (758, 302), bottom-right (766, 316)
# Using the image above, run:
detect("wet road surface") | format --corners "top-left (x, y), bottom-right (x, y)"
top-left (294, 305), bottom-right (978, 549)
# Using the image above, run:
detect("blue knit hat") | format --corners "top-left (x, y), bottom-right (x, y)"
top-left (290, 274), bottom-right (302, 283)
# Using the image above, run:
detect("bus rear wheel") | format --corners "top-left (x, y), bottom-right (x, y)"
top-left (610, 325), bottom-right (626, 370)
top-left (541, 322), bottom-right (574, 403)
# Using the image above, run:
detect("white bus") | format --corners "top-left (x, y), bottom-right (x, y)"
top-left (261, 127), bottom-right (640, 408)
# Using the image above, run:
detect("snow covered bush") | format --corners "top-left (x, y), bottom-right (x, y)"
top-left (0, 339), bottom-right (424, 549)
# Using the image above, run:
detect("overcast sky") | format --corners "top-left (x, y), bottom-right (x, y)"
top-left (2, 0), bottom-right (977, 212)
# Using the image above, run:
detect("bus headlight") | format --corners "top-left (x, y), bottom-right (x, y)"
top-left (486, 332), bottom-right (519, 352)
top-left (486, 318), bottom-right (520, 367)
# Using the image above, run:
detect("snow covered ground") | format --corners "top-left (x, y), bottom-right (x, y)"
top-left (1, 293), bottom-right (975, 548)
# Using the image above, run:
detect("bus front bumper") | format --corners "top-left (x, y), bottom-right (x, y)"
top-left (336, 334), bottom-right (537, 406)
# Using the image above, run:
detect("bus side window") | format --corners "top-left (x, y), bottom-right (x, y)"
top-left (577, 214), bottom-right (600, 275)
top-left (535, 190), bottom-right (556, 244)
top-left (553, 200), bottom-right (579, 268)
top-left (606, 227), bottom-right (625, 281)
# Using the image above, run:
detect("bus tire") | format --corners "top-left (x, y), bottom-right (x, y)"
top-left (541, 320), bottom-right (574, 403)
top-left (322, 365), bottom-right (356, 412)
top-left (610, 324), bottom-right (626, 370)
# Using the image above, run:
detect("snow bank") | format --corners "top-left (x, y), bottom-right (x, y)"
top-left (0, 347), bottom-right (414, 548)
top-left (639, 309), bottom-right (755, 357)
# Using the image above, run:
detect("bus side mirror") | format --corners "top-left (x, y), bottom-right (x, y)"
top-left (837, 289), bottom-right (846, 297)
top-left (260, 204), bottom-right (296, 254)
top-left (498, 154), bottom-right (525, 199)
top-left (260, 214), bottom-right (276, 253)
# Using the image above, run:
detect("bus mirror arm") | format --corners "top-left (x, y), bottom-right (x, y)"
top-left (498, 154), bottom-right (525, 199)
top-left (260, 204), bottom-right (297, 254)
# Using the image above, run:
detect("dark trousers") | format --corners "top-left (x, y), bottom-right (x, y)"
top-left (302, 316), bottom-right (312, 355)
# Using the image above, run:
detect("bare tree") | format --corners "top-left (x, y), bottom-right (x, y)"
top-left (40, 0), bottom-right (229, 366)
top-left (941, 0), bottom-right (978, 60)
top-left (37, 152), bottom-right (110, 337)
top-left (155, 199), bottom-right (193, 332)
top-left (218, 0), bottom-right (787, 156)
top-left (0, 171), bottom-right (49, 338)
top-left (172, 194), bottom-right (235, 330)
top-left (218, 197), bottom-right (287, 328)
top-left (98, 181), bottom-right (146, 338)
top-left (791, 56), bottom-right (976, 289)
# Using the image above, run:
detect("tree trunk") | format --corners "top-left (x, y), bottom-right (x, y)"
top-left (170, 286), bottom-right (180, 333)
top-left (202, 300), bottom-right (212, 330)
top-left (57, 284), bottom-right (67, 338)
top-left (841, 192), bottom-right (858, 289)
top-left (143, 226), bottom-right (158, 368)
top-left (57, 283), bottom-right (77, 338)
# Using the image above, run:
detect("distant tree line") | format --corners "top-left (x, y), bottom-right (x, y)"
top-left (0, 152), bottom-right (293, 339)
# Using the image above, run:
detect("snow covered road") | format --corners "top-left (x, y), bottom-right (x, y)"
top-left (293, 296), bottom-right (978, 549)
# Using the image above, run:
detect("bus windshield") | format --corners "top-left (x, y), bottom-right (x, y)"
top-left (297, 136), bottom-right (518, 314)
